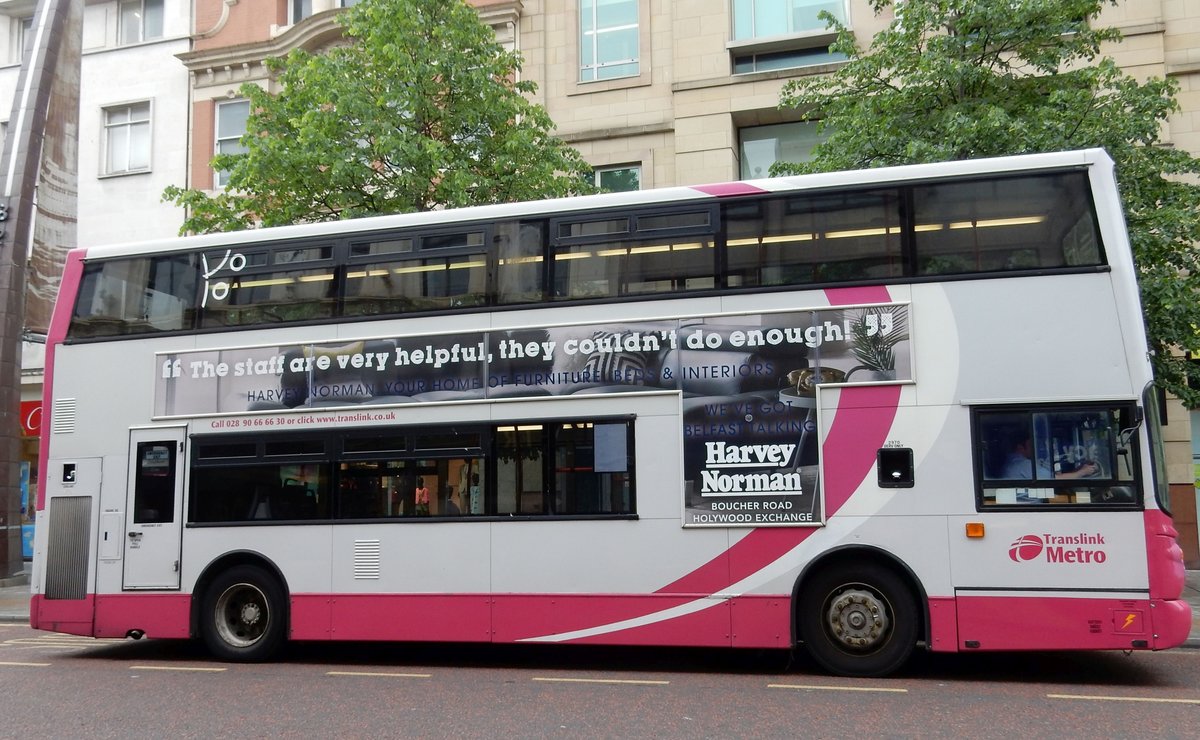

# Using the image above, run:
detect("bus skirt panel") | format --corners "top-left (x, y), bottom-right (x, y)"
top-left (953, 593), bottom-right (1191, 651)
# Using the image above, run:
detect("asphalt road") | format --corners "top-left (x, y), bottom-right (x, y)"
top-left (1, 624), bottom-right (1198, 739)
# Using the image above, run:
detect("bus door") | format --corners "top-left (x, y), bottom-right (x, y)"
top-left (122, 428), bottom-right (186, 590)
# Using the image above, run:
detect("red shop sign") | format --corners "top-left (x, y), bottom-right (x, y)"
top-left (20, 401), bottom-right (41, 437)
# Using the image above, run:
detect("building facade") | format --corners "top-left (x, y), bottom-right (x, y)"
top-left (0, 0), bottom-right (1197, 561)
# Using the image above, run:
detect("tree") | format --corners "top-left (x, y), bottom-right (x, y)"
top-left (775, 0), bottom-right (1200, 407)
top-left (164, 0), bottom-right (593, 233)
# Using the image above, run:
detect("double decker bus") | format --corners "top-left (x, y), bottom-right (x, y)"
top-left (30, 149), bottom-right (1190, 676)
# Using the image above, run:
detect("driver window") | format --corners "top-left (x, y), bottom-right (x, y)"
top-left (976, 404), bottom-right (1139, 507)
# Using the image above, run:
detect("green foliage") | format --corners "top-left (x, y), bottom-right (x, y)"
top-left (163, 0), bottom-right (594, 233)
top-left (776, 0), bottom-right (1200, 407)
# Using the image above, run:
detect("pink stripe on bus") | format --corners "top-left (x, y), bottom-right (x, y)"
top-left (655, 527), bottom-right (816, 596)
top-left (823, 285), bottom-right (892, 305)
top-left (41, 588), bottom-right (1189, 652)
top-left (47, 250), bottom-right (85, 344)
top-left (37, 250), bottom-right (87, 510)
top-left (654, 286), bottom-right (899, 598)
top-left (690, 182), bottom-right (769, 197)
top-left (821, 385), bottom-right (903, 515)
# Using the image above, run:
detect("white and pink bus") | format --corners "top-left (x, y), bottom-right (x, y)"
top-left (30, 149), bottom-right (1190, 676)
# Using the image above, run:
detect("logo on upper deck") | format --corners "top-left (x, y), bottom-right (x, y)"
top-left (1009, 533), bottom-right (1108, 564)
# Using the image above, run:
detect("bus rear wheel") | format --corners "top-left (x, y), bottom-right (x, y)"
top-left (798, 563), bottom-right (917, 677)
top-left (200, 565), bottom-right (286, 662)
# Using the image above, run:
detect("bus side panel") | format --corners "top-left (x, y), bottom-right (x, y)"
top-left (493, 594), bottom-right (732, 647)
top-left (317, 594), bottom-right (491, 642)
top-left (1150, 598), bottom-right (1192, 649)
top-left (29, 594), bottom-right (95, 637)
top-left (93, 594), bottom-right (191, 639)
top-left (955, 595), bottom-right (1163, 651)
top-left (290, 594), bottom-right (333, 641)
top-left (729, 594), bottom-right (791, 648)
top-left (1144, 509), bottom-right (1186, 600)
top-left (926, 597), bottom-right (959, 651)
top-left (1143, 509), bottom-right (1191, 647)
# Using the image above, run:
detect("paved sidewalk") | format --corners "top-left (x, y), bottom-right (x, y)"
top-left (1185, 568), bottom-right (1200, 647)
top-left (0, 572), bottom-right (30, 625)
top-left (2, 569), bottom-right (1199, 647)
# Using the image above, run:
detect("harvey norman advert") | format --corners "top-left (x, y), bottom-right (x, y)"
top-left (154, 305), bottom-right (910, 527)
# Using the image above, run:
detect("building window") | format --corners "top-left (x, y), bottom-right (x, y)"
top-left (732, 0), bottom-right (846, 40)
top-left (103, 101), bottom-right (151, 175)
top-left (732, 47), bottom-right (846, 73)
top-left (214, 99), bottom-right (250, 188)
top-left (594, 165), bottom-right (641, 192)
top-left (739, 121), bottom-right (824, 179)
top-left (8, 15), bottom-right (32, 64)
top-left (729, 0), bottom-right (847, 74)
top-left (579, 0), bottom-right (639, 82)
top-left (118, 0), bottom-right (164, 45)
top-left (290, 0), bottom-right (313, 25)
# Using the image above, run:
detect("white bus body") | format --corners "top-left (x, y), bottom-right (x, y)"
top-left (31, 149), bottom-right (1190, 676)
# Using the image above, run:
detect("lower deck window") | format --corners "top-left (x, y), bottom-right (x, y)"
top-left (190, 462), bottom-right (331, 523)
top-left (974, 403), bottom-right (1140, 507)
top-left (188, 418), bottom-right (635, 524)
top-left (496, 421), bottom-right (633, 515)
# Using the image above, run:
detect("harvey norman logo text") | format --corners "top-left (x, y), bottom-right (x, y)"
top-left (700, 442), bottom-right (801, 496)
top-left (1008, 533), bottom-right (1108, 564)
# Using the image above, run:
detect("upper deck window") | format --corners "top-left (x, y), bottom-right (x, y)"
top-left (725, 189), bottom-right (903, 287)
top-left (200, 245), bottom-right (336, 327)
top-left (64, 168), bottom-right (1107, 341)
top-left (344, 229), bottom-right (489, 316)
top-left (69, 254), bottom-right (197, 339)
top-left (551, 208), bottom-right (718, 299)
top-left (495, 221), bottom-right (547, 306)
top-left (913, 172), bottom-right (1101, 276)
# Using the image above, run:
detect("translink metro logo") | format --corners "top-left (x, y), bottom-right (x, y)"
top-left (1008, 533), bottom-right (1108, 564)
top-left (1008, 534), bottom-right (1044, 562)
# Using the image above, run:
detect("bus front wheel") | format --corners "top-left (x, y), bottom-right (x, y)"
top-left (798, 563), bottom-right (917, 677)
top-left (200, 565), bottom-right (286, 662)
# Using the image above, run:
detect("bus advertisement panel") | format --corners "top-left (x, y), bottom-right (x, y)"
top-left (154, 305), bottom-right (911, 527)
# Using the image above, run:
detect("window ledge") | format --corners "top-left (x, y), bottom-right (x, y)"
top-left (98, 169), bottom-right (152, 180)
top-left (672, 59), bottom-right (849, 94)
top-left (0, 0), bottom-right (37, 16)
top-left (727, 29), bottom-right (840, 55)
top-left (568, 70), bottom-right (652, 97)
top-left (1167, 61), bottom-right (1200, 77)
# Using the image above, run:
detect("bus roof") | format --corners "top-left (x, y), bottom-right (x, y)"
top-left (80, 148), bottom-right (1112, 260)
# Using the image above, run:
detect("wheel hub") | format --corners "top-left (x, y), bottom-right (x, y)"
top-left (826, 587), bottom-right (890, 651)
top-left (214, 583), bottom-right (270, 648)
top-left (239, 602), bottom-right (262, 626)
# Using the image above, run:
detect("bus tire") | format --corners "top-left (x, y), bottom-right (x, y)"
top-left (200, 565), bottom-right (286, 662)
top-left (798, 562), bottom-right (917, 677)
